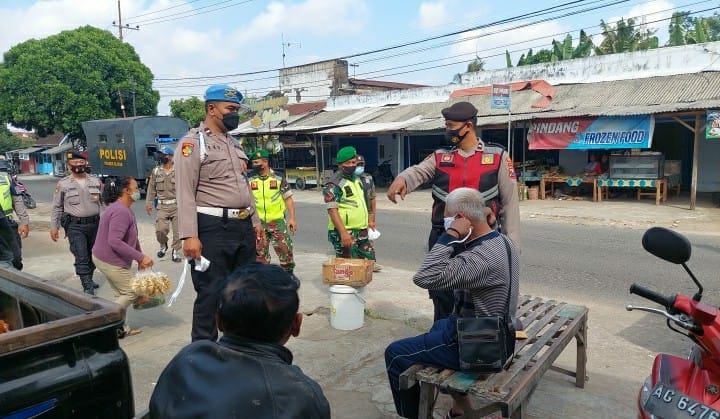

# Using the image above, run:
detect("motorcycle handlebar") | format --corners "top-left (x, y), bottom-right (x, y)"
top-left (630, 283), bottom-right (676, 308)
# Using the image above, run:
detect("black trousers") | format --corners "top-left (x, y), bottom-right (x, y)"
top-left (7, 219), bottom-right (22, 270)
top-left (190, 213), bottom-right (256, 342)
top-left (67, 222), bottom-right (98, 277)
top-left (427, 226), bottom-right (456, 322)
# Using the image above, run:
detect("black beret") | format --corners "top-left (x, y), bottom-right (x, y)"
top-left (67, 150), bottom-right (86, 160)
top-left (441, 101), bottom-right (478, 122)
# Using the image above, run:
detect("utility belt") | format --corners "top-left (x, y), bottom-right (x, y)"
top-left (64, 214), bottom-right (100, 225)
top-left (197, 206), bottom-right (254, 220)
top-left (158, 199), bottom-right (176, 205)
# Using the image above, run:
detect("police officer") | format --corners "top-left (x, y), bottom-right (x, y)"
top-left (146, 146), bottom-right (181, 263)
top-left (0, 160), bottom-right (29, 270)
top-left (175, 84), bottom-right (264, 342)
top-left (248, 149), bottom-right (297, 273)
top-left (50, 151), bottom-right (103, 295)
top-left (324, 146), bottom-right (375, 261)
top-left (387, 101), bottom-right (521, 321)
top-left (355, 155), bottom-right (382, 272)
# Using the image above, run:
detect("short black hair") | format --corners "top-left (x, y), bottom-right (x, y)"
top-left (101, 176), bottom-right (133, 205)
top-left (218, 263), bottom-right (300, 343)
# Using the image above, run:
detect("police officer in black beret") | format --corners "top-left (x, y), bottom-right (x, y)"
top-left (387, 100), bottom-right (521, 321)
top-left (50, 151), bottom-right (103, 294)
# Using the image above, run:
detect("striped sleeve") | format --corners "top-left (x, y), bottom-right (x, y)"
top-left (412, 233), bottom-right (492, 290)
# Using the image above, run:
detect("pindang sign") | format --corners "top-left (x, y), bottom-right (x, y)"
top-left (528, 115), bottom-right (654, 150)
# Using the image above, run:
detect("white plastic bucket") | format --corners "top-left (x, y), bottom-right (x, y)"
top-left (329, 285), bottom-right (366, 330)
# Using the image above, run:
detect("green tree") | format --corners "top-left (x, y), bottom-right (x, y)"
top-left (513, 30), bottom-right (593, 67)
top-left (0, 26), bottom-right (159, 140)
top-left (667, 12), bottom-right (691, 46)
top-left (0, 126), bottom-right (22, 154)
top-left (594, 18), bottom-right (659, 55)
top-left (452, 56), bottom-right (485, 83)
top-left (169, 96), bottom-right (205, 128)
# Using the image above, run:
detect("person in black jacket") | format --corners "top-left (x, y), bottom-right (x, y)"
top-left (149, 263), bottom-right (330, 419)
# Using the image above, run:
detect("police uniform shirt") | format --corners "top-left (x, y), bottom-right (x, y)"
top-left (396, 140), bottom-right (521, 250)
top-left (50, 175), bottom-right (102, 230)
top-left (146, 166), bottom-right (177, 203)
top-left (175, 122), bottom-right (259, 239)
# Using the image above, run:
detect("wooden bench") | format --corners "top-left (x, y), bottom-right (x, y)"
top-left (399, 296), bottom-right (589, 418)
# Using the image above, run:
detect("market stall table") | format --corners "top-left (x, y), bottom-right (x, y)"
top-left (596, 178), bottom-right (667, 205)
top-left (540, 175), bottom-right (598, 201)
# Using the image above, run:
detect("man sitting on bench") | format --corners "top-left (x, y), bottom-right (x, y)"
top-left (384, 188), bottom-right (520, 419)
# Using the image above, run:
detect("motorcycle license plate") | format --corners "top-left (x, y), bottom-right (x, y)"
top-left (645, 383), bottom-right (720, 419)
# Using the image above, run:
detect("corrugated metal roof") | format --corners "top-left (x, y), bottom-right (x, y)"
top-left (246, 72), bottom-right (720, 134)
top-left (12, 147), bottom-right (45, 154)
top-left (41, 143), bottom-right (73, 155)
top-left (315, 116), bottom-right (425, 134)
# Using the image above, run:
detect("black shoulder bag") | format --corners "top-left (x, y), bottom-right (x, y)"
top-left (456, 235), bottom-right (516, 373)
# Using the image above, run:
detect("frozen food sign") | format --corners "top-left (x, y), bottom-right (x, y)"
top-left (706, 110), bottom-right (720, 139)
top-left (528, 115), bottom-right (654, 150)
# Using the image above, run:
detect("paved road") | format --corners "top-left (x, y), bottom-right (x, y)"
top-left (19, 175), bottom-right (720, 418)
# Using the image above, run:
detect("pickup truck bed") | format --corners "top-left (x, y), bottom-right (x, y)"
top-left (0, 268), bottom-right (134, 418)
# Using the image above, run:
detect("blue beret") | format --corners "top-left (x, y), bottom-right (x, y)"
top-left (159, 146), bottom-right (174, 156)
top-left (204, 84), bottom-right (243, 104)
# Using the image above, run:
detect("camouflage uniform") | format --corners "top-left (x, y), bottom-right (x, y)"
top-left (145, 165), bottom-right (180, 257)
top-left (324, 171), bottom-right (374, 260)
top-left (249, 170), bottom-right (295, 273)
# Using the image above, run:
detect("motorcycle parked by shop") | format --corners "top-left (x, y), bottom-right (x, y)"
top-left (628, 227), bottom-right (720, 418)
top-left (372, 158), bottom-right (394, 187)
top-left (12, 175), bottom-right (36, 209)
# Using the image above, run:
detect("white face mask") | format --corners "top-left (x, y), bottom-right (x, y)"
top-left (443, 216), bottom-right (456, 231)
top-left (131, 191), bottom-right (141, 202)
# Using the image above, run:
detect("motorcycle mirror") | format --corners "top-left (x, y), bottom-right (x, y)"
top-left (642, 227), bottom-right (691, 264)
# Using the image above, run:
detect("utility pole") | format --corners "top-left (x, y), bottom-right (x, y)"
top-left (112, 0), bottom-right (139, 42)
top-left (117, 89), bottom-right (127, 118)
top-left (350, 63), bottom-right (359, 78)
top-left (280, 33), bottom-right (301, 90)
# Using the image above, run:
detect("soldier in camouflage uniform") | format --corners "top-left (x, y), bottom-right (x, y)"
top-left (324, 146), bottom-right (374, 260)
top-left (145, 146), bottom-right (181, 262)
top-left (249, 149), bottom-right (297, 273)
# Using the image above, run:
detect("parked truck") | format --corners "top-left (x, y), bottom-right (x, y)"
top-left (81, 116), bottom-right (189, 193)
top-left (0, 268), bottom-right (135, 418)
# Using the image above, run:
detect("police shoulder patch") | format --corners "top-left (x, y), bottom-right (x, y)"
top-left (181, 142), bottom-right (194, 157)
top-left (506, 156), bottom-right (517, 179)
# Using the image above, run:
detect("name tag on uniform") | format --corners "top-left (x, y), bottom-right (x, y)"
top-left (250, 181), bottom-right (259, 190)
top-left (481, 154), bottom-right (495, 165)
top-left (269, 180), bottom-right (278, 189)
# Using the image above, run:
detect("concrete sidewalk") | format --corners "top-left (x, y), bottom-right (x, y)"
top-left (18, 188), bottom-right (720, 418)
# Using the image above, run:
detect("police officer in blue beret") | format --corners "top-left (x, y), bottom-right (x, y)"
top-left (175, 84), bottom-right (264, 341)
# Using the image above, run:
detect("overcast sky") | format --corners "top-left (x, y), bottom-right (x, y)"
top-left (0, 0), bottom-right (700, 114)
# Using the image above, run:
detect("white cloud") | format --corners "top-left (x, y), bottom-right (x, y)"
top-left (603, 0), bottom-right (675, 44)
top-left (418, 2), bottom-right (451, 31)
top-left (449, 20), bottom-right (568, 70)
top-left (0, 0), bottom-right (370, 114)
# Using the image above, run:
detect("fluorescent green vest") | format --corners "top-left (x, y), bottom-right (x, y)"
top-left (328, 177), bottom-right (368, 230)
top-left (249, 175), bottom-right (286, 222)
top-left (0, 174), bottom-right (13, 216)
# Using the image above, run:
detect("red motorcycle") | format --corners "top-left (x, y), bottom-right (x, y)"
top-left (628, 227), bottom-right (720, 419)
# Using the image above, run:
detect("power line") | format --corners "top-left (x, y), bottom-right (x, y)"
top-left (152, 0), bottom-right (679, 89)
top-left (124, 0), bottom-right (203, 21)
top-left (153, 0), bottom-right (624, 81)
top-left (156, 2), bottom-right (719, 99)
top-left (125, 0), bottom-right (255, 26)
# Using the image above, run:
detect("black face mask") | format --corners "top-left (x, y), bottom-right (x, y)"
top-left (70, 165), bottom-right (85, 174)
top-left (159, 156), bottom-right (169, 164)
top-left (252, 164), bottom-right (264, 172)
top-left (444, 126), bottom-right (468, 145)
top-left (84, 165), bottom-right (92, 174)
top-left (221, 112), bottom-right (240, 131)
top-left (341, 165), bottom-right (356, 176)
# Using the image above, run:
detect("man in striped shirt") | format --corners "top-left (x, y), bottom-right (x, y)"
top-left (384, 187), bottom-right (520, 419)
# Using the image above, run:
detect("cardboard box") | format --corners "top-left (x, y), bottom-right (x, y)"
top-left (322, 258), bottom-right (373, 287)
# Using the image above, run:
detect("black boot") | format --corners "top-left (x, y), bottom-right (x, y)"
top-left (80, 276), bottom-right (95, 296)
